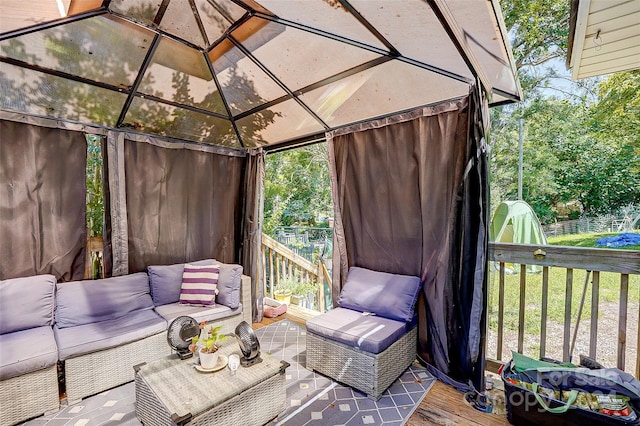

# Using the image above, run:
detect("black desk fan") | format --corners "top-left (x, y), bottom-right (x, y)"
top-left (167, 316), bottom-right (199, 359)
top-left (235, 321), bottom-right (262, 366)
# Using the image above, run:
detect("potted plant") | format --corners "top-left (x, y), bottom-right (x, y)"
top-left (290, 281), bottom-right (320, 308)
top-left (273, 278), bottom-right (295, 304)
top-left (190, 323), bottom-right (227, 369)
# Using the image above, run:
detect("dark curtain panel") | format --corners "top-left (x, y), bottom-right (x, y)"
top-left (123, 140), bottom-right (244, 273)
top-left (0, 119), bottom-right (87, 281)
top-left (101, 135), bottom-right (113, 277)
top-left (241, 149), bottom-right (265, 322)
top-left (328, 90), bottom-right (488, 390)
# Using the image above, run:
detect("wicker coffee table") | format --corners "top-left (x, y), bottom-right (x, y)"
top-left (134, 342), bottom-right (288, 426)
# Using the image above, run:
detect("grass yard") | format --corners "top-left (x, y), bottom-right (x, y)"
top-left (548, 232), bottom-right (640, 250)
top-left (487, 232), bottom-right (640, 347)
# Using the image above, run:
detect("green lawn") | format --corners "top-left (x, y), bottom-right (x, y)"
top-left (488, 232), bottom-right (640, 336)
top-left (548, 232), bottom-right (640, 250)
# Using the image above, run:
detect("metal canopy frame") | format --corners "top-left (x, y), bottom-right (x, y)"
top-left (0, 0), bottom-right (522, 151)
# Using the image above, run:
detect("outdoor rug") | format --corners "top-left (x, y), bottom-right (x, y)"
top-left (19, 320), bottom-right (435, 426)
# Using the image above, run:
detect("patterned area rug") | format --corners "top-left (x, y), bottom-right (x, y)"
top-left (258, 320), bottom-right (436, 426)
top-left (20, 320), bottom-right (435, 426)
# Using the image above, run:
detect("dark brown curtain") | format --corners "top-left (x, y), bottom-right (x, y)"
top-left (241, 149), bottom-right (265, 322)
top-left (0, 119), bottom-right (87, 281)
top-left (328, 90), bottom-right (488, 390)
top-left (122, 139), bottom-right (244, 273)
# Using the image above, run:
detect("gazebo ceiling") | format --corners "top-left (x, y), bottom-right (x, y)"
top-left (0, 0), bottom-right (521, 151)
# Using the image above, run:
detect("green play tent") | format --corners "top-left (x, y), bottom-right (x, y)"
top-left (490, 200), bottom-right (547, 272)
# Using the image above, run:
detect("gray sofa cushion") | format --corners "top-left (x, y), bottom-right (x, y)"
top-left (337, 266), bottom-right (421, 322)
top-left (306, 307), bottom-right (416, 354)
top-left (216, 263), bottom-right (243, 309)
top-left (55, 273), bottom-right (154, 328)
top-left (0, 274), bottom-right (56, 334)
top-left (148, 259), bottom-right (216, 306)
top-left (154, 303), bottom-right (241, 325)
top-left (54, 309), bottom-right (166, 360)
top-left (0, 326), bottom-right (58, 380)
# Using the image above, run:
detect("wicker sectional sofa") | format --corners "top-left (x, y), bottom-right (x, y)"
top-left (0, 275), bottom-right (60, 426)
top-left (0, 260), bottom-right (252, 424)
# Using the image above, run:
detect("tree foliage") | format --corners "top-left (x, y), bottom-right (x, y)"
top-left (263, 144), bottom-right (332, 234)
top-left (489, 1), bottom-right (640, 223)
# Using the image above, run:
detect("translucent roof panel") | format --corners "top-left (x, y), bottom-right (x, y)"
top-left (236, 19), bottom-right (380, 93)
top-left (124, 97), bottom-right (241, 148)
top-left (0, 0), bottom-right (71, 34)
top-left (0, 0), bottom-right (521, 150)
top-left (0, 62), bottom-right (128, 125)
top-left (196, 0), bottom-right (247, 47)
top-left (210, 40), bottom-right (288, 115)
top-left (446, 0), bottom-right (520, 98)
top-left (300, 61), bottom-right (469, 128)
top-left (255, 0), bottom-right (387, 51)
top-left (349, 0), bottom-right (474, 83)
top-left (236, 98), bottom-right (325, 148)
top-left (159, 0), bottom-right (205, 47)
top-left (108, 0), bottom-right (162, 26)
top-left (0, 15), bottom-right (153, 89)
top-left (138, 36), bottom-right (228, 116)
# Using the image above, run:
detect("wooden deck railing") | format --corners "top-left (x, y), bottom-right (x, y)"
top-left (261, 233), bottom-right (326, 312)
top-left (488, 242), bottom-right (640, 377)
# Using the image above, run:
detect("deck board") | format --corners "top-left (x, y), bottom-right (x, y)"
top-left (253, 314), bottom-right (510, 426)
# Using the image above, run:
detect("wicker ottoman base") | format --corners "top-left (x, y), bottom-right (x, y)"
top-left (135, 343), bottom-right (288, 426)
top-left (306, 326), bottom-right (417, 400)
top-left (0, 365), bottom-right (59, 426)
top-left (64, 332), bottom-right (169, 404)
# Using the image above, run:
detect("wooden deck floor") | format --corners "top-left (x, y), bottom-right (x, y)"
top-left (254, 313), bottom-right (510, 426)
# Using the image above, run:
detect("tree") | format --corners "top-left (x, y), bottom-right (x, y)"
top-left (263, 144), bottom-right (332, 234)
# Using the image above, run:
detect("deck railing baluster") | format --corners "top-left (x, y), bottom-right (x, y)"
top-left (540, 266), bottom-right (549, 359)
top-left (563, 268), bottom-right (573, 362)
top-left (497, 262), bottom-right (505, 361)
top-left (619, 274), bottom-right (629, 370)
top-left (589, 271), bottom-right (600, 359)
top-left (518, 264), bottom-right (526, 354)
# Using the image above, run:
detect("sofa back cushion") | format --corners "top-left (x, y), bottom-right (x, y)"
top-left (0, 274), bottom-right (56, 334)
top-left (55, 272), bottom-right (154, 328)
top-left (337, 266), bottom-right (421, 322)
top-left (148, 259), bottom-right (216, 306)
top-left (216, 263), bottom-right (243, 309)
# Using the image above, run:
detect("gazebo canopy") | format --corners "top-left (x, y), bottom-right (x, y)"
top-left (0, 0), bottom-right (521, 151)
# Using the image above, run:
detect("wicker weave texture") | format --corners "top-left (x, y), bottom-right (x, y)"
top-left (239, 275), bottom-right (253, 326)
top-left (306, 326), bottom-right (417, 400)
top-left (136, 372), bottom-right (285, 426)
top-left (0, 365), bottom-right (59, 426)
top-left (189, 374), bottom-right (285, 426)
top-left (64, 332), bottom-right (169, 403)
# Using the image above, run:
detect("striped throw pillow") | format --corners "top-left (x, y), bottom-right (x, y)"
top-left (178, 263), bottom-right (220, 306)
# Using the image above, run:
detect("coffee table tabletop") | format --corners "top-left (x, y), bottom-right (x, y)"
top-left (135, 341), bottom-right (287, 420)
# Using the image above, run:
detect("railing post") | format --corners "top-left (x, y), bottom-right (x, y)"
top-left (540, 266), bottom-right (549, 359)
top-left (518, 264), bottom-right (526, 354)
top-left (497, 262), bottom-right (505, 360)
top-left (589, 271), bottom-right (600, 359)
top-left (637, 296), bottom-right (640, 379)
top-left (563, 268), bottom-right (573, 362)
top-left (618, 274), bottom-right (629, 371)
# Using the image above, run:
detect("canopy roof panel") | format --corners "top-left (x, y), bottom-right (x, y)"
top-left (568, 0), bottom-right (640, 80)
top-left (0, 0), bottom-right (521, 150)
